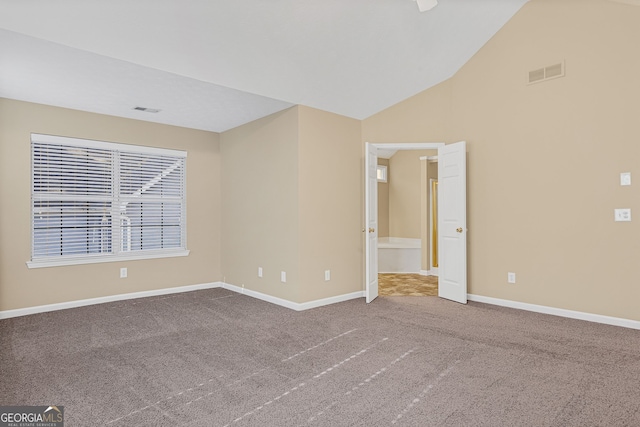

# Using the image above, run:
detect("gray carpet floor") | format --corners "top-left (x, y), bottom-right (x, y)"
top-left (1, 288), bottom-right (639, 426)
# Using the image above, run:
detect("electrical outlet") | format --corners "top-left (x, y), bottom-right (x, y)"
top-left (324, 270), bottom-right (331, 281)
top-left (281, 271), bottom-right (287, 283)
top-left (258, 267), bottom-right (263, 278)
top-left (507, 272), bottom-right (516, 284)
top-left (120, 267), bottom-right (127, 278)
top-left (621, 172), bottom-right (631, 186)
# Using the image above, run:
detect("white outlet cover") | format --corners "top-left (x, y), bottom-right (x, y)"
top-left (120, 267), bottom-right (127, 278)
top-left (258, 267), bottom-right (263, 277)
top-left (615, 208), bottom-right (631, 222)
top-left (281, 271), bottom-right (286, 283)
top-left (621, 172), bottom-right (631, 186)
top-left (507, 272), bottom-right (516, 284)
top-left (324, 270), bottom-right (331, 281)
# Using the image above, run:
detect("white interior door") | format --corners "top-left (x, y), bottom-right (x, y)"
top-left (365, 143), bottom-right (378, 303)
top-left (437, 141), bottom-right (467, 304)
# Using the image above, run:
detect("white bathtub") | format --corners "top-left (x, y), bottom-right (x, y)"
top-left (378, 237), bottom-right (421, 273)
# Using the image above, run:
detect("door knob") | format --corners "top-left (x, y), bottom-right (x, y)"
top-left (369, 228), bottom-right (375, 233)
top-left (456, 227), bottom-right (463, 233)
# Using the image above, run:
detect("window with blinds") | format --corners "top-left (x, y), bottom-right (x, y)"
top-left (29, 134), bottom-right (188, 268)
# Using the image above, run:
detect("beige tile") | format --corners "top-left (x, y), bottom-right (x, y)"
top-left (378, 274), bottom-right (438, 296)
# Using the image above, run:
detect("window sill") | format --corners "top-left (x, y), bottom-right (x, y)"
top-left (26, 249), bottom-right (190, 269)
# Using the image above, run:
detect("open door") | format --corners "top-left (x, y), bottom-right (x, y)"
top-left (365, 143), bottom-right (378, 303)
top-left (437, 141), bottom-right (467, 304)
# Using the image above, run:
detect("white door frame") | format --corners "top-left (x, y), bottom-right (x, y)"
top-left (365, 143), bottom-right (380, 303)
top-left (365, 142), bottom-right (445, 303)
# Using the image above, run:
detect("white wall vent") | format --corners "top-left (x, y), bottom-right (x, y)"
top-left (528, 61), bottom-right (565, 85)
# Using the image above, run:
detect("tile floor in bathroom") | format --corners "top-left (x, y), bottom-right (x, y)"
top-left (378, 273), bottom-right (438, 296)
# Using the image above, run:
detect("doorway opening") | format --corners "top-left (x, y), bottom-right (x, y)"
top-left (376, 151), bottom-right (438, 297)
top-left (365, 142), bottom-right (467, 305)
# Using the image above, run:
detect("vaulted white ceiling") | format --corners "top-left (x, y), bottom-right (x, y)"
top-left (0, 0), bottom-right (528, 132)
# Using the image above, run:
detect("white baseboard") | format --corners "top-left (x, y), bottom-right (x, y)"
top-left (0, 282), bottom-right (222, 320)
top-left (468, 294), bottom-right (640, 330)
top-left (222, 282), bottom-right (298, 310)
top-left (419, 269), bottom-right (438, 277)
top-left (222, 282), bottom-right (364, 311)
top-left (10, 282), bottom-right (634, 330)
top-left (297, 291), bottom-right (366, 311)
top-left (379, 271), bottom-right (421, 274)
top-left (0, 280), bottom-right (364, 320)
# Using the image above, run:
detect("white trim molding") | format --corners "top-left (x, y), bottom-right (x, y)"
top-left (420, 269), bottom-right (438, 276)
top-left (0, 282), bottom-right (365, 319)
top-left (370, 142), bottom-right (446, 150)
top-left (4, 283), bottom-right (638, 331)
top-left (222, 282), bottom-right (364, 311)
top-left (0, 282), bottom-right (221, 320)
top-left (32, 133), bottom-right (187, 157)
top-left (297, 291), bottom-right (365, 311)
top-left (26, 249), bottom-right (190, 269)
top-left (419, 156), bottom-right (439, 162)
top-left (468, 294), bottom-right (640, 330)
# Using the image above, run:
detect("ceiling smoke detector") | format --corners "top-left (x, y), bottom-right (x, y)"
top-left (414, 0), bottom-right (438, 12)
top-left (133, 106), bottom-right (162, 113)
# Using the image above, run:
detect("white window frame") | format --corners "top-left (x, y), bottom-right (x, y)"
top-left (377, 165), bottom-right (388, 183)
top-left (27, 134), bottom-right (189, 269)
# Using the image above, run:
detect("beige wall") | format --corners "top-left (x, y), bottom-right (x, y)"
top-left (363, 0), bottom-right (640, 321)
top-left (388, 150), bottom-right (433, 239)
top-left (220, 108), bottom-right (300, 302)
top-left (362, 79), bottom-right (452, 143)
top-left (377, 158), bottom-right (390, 238)
top-left (221, 106), bottom-right (362, 304)
top-left (0, 98), bottom-right (221, 311)
top-left (298, 106), bottom-right (362, 302)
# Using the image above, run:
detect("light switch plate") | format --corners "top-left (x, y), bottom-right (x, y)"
top-left (615, 208), bottom-right (631, 222)
top-left (281, 271), bottom-right (287, 283)
top-left (620, 172), bottom-right (631, 186)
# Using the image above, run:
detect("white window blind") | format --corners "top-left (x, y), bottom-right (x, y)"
top-left (29, 134), bottom-right (188, 268)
